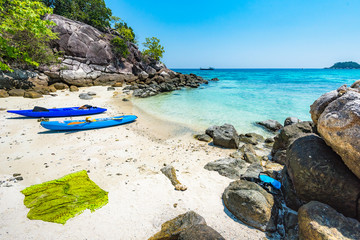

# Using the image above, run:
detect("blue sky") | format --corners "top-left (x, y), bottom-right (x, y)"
top-left (105, 0), bottom-right (360, 68)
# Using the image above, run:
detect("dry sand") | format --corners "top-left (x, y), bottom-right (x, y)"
top-left (0, 86), bottom-right (267, 240)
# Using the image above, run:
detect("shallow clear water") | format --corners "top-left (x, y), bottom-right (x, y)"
top-left (133, 69), bottom-right (360, 135)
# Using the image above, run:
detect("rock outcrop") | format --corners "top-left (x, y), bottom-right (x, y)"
top-left (298, 201), bottom-right (360, 240)
top-left (315, 90), bottom-right (360, 179)
top-left (205, 124), bottom-right (239, 149)
top-left (0, 14), bottom-right (211, 98)
top-left (222, 180), bottom-right (277, 232)
top-left (286, 134), bottom-right (360, 220)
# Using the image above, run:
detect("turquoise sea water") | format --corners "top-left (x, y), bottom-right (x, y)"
top-left (132, 69), bottom-right (360, 135)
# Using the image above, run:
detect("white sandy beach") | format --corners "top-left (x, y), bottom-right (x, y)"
top-left (0, 86), bottom-right (267, 240)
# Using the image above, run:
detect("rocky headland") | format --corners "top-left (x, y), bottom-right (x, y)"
top-left (0, 14), bottom-right (209, 99)
top-left (191, 82), bottom-right (360, 239)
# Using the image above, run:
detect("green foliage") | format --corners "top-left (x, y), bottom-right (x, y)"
top-left (40, 0), bottom-right (112, 31)
top-left (111, 17), bottom-right (136, 43)
top-left (142, 37), bottom-right (165, 61)
top-left (21, 170), bottom-right (108, 224)
top-left (0, 0), bottom-right (58, 71)
top-left (111, 37), bottom-right (129, 58)
top-left (329, 61), bottom-right (360, 69)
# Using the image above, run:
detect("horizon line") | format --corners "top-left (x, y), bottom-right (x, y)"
top-left (169, 67), bottom-right (338, 69)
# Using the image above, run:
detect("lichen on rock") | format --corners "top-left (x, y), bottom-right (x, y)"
top-left (21, 170), bottom-right (108, 224)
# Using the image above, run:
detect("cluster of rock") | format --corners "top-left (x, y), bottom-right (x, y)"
top-left (195, 83), bottom-right (360, 239)
top-left (128, 73), bottom-right (210, 98)
top-left (0, 14), bottom-right (209, 99)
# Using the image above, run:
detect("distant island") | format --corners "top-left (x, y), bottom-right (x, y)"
top-left (328, 61), bottom-right (360, 69)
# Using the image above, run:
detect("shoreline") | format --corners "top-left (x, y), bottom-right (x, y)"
top-left (0, 86), bottom-right (267, 240)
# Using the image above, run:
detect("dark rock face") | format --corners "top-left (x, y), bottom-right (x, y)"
top-left (298, 201), bottom-right (360, 240)
top-left (206, 124), bottom-right (239, 149)
top-left (178, 224), bottom-right (225, 240)
top-left (281, 167), bottom-right (305, 211)
top-left (45, 14), bottom-right (113, 65)
top-left (283, 209), bottom-right (299, 240)
top-left (223, 180), bottom-right (277, 232)
top-left (148, 211), bottom-right (206, 240)
top-left (271, 121), bottom-right (315, 156)
top-left (256, 119), bottom-right (283, 132)
top-left (286, 134), bottom-right (360, 220)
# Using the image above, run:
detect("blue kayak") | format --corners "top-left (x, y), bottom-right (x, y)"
top-left (40, 115), bottom-right (137, 131)
top-left (7, 106), bottom-right (106, 118)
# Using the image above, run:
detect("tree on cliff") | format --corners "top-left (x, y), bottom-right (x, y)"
top-left (142, 37), bottom-right (165, 61)
top-left (0, 0), bottom-right (58, 71)
top-left (111, 16), bottom-right (136, 44)
top-left (39, 0), bottom-right (112, 31)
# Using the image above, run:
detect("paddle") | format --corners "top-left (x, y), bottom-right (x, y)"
top-left (67, 117), bottom-right (123, 125)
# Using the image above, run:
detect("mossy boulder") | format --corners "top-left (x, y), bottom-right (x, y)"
top-left (24, 91), bottom-right (42, 98)
top-left (8, 89), bottom-right (25, 97)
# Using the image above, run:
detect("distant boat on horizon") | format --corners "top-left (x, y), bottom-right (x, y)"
top-left (200, 67), bottom-right (215, 70)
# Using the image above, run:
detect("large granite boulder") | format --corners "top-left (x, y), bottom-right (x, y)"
top-left (298, 201), bottom-right (360, 240)
top-left (222, 180), bottom-right (277, 232)
top-left (316, 90), bottom-right (360, 179)
top-left (286, 134), bottom-right (360, 220)
top-left (178, 224), bottom-right (225, 240)
top-left (149, 211), bottom-right (206, 240)
top-left (271, 121), bottom-right (315, 156)
top-left (310, 89), bottom-right (340, 125)
top-left (205, 124), bottom-right (239, 149)
top-left (45, 14), bottom-right (113, 65)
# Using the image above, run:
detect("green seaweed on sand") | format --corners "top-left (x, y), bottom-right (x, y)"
top-left (21, 170), bottom-right (108, 224)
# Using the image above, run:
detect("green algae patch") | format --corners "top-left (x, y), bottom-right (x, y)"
top-left (21, 170), bottom-right (108, 224)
